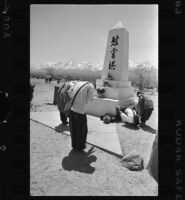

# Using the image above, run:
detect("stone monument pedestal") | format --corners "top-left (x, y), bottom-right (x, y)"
top-left (85, 95), bottom-right (135, 117)
top-left (103, 80), bottom-right (133, 100)
top-left (86, 79), bottom-right (135, 117)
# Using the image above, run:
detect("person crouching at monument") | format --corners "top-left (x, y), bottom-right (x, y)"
top-left (136, 91), bottom-right (154, 127)
top-left (120, 107), bottom-right (140, 127)
top-left (56, 81), bottom-right (76, 125)
top-left (68, 81), bottom-right (95, 152)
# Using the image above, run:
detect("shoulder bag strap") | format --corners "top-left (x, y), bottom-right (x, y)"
top-left (132, 109), bottom-right (136, 117)
top-left (71, 81), bottom-right (90, 106)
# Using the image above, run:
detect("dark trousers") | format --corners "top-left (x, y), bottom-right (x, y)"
top-left (69, 110), bottom-right (88, 150)
top-left (141, 108), bottom-right (153, 123)
top-left (60, 112), bottom-right (68, 123)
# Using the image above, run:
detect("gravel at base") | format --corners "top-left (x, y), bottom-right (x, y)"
top-left (30, 120), bottom-right (158, 196)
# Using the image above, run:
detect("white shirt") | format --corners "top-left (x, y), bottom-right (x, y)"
top-left (68, 81), bottom-right (94, 114)
top-left (120, 108), bottom-right (136, 124)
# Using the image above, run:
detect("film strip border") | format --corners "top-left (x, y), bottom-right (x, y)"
top-left (159, 1), bottom-right (184, 200)
top-left (0, 1), bottom-right (184, 200)
top-left (1, 1), bottom-right (29, 200)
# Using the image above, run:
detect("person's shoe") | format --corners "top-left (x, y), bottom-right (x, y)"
top-left (139, 122), bottom-right (145, 127)
top-left (72, 146), bottom-right (80, 152)
top-left (75, 145), bottom-right (87, 152)
top-left (62, 121), bottom-right (69, 125)
top-left (82, 145), bottom-right (87, 150)
top-left (73, 148), bottom-right (83, 152)
top-left (124, 122), bottom-right (129, 126)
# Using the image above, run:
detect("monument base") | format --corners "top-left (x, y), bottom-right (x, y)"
top-left (85, 96), bottom-right (136, 117)
top-left (104, 86), bottom-right (134, 100)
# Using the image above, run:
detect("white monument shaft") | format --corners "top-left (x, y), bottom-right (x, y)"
top-left (102, 23), bottom-right (129, 82)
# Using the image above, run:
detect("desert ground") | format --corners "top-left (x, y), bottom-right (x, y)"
top-left (30, 78), bottom-right (158, 196)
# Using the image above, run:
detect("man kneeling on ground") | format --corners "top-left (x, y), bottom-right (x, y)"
top-left (120, 107), bottom-right (140, 128)
top-left (136, 91), bottom-right (154, 127)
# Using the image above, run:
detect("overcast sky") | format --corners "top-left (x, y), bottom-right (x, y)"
top-left (30, 4), bottom-right (158, 66)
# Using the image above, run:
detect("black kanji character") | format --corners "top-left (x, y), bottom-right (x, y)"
top-left (109, 60), bottom-right (116, 70)
top-left (111, 35), bottom-right (119, 46)
top-left (110, 48), bottom-right (118, 59)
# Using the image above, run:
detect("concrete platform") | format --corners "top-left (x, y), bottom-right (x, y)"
top-left (30, 111), bottom-right (123, 157)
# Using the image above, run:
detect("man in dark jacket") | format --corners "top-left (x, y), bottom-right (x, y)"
top-left (136, 91), bottom-right (154, 127)
top-left (56, 81), bottom-right (77, 125)
top-left (56, 81), bottom-right (70, 125)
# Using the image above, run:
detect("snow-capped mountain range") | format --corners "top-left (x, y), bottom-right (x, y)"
top-left (30, 59), bottom-right (157, 72)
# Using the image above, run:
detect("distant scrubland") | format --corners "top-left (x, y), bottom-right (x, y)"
top-left (30, 61), bottom-right (158, 90)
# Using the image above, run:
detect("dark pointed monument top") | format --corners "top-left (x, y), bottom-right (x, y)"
top-left (111, 21), bottom-right (124, 30)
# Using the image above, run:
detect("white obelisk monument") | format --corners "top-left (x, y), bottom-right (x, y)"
top-left (102, 21), bottom-right (129, 84)
top-left (86, 22), bottom-right (134, 116)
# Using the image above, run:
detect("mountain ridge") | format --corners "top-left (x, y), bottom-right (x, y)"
top-left (31, 59), bottom-right (157, 72)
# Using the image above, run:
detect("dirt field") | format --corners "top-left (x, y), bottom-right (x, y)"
top-left (30, 78), bottom-right (158, 196)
